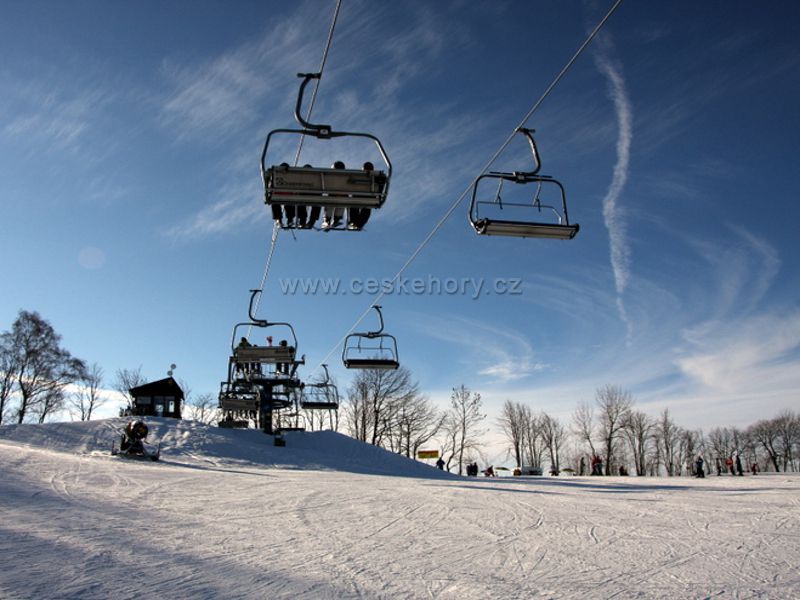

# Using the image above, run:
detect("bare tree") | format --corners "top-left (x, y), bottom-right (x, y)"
top-left (301, 406), bottom-right (326, 432)
top-left (572, 400), bottom-right (598, 458)
top-left (440, 410), bottom-right (460, 472)
top-left (185, 393), bottom-right (219, 425)
top-left (540, 412), bottom-right (566, 474)
top-left (647, 428), bottom-right (663, 476)
top-left (4, 311), bottom-right (86, 423)
top-left (774, 410), bottom-right (799, 472)
top-left (388, 395), bottom-right (444, 458)
top-left (522, 407), bottom-right (548, 470)
top-left (622, 410), bottom-right (654, 476)
top-left (657, 409), bottom-right (681, 476)
top-left (497, 400), bottom-right (527, 467)
top-left (596, 385), bottom-right (633, 475)
top-left (113, 366), bottom-right (146, 413)
top-left (344, 367), bottom-right (418, 447)
top-left (69, 362), bottom-right (106, 421)
top-left (443, 385), bottom-right (486, 475)
top-left (678, 429), bottom-right (702, 475)
top-left (708, 426), bottom-right (736, 473)
top-left (178, 378), bottom-right (193, 410)
top-left (749, 418), bottom-right (781, 472)
top-left (0, 334), bottom-right (18, 425)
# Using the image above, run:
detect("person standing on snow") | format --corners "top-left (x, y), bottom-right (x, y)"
top-left (695, 455), bottom-right (705, 478)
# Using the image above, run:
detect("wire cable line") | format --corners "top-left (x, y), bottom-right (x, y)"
top-left (248, 0), bottom-right (344, 334)
top-left (311, 0), bottom-right (624, 372)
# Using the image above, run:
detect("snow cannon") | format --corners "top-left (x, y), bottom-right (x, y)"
top-left (126, 420), bottom-right (149, 441)
top-left (112, 420), bottom-right (161, 461)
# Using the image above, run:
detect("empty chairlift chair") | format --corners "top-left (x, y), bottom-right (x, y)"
top-left (342, 306), bottom-right (400, 370)
top-left (469, 127), bottom-right (579, 240)
top-left (261, 72), bottom-right (392, 231)
top-left (299, 364), bottom-right (340, 410)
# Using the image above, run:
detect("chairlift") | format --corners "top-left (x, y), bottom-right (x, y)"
top-left (342, 306), bottom-right (400, 370)
top-left (261, 72), bottom-right (392, 231)
top-left (469, 128), bottom-right (579, 240)
top-left (228, 289), bottom-right (302, 386)
top-left (300, 364), bottom-right (340, 410)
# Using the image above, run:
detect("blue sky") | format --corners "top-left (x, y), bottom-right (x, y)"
top-left (2, 1), bottom-right (799, 453)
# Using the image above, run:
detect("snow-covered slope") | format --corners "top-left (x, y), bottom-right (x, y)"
top-left (1, 418), bottom-right (799, 599)
top-left (0, 417), bottom-right (455, 478)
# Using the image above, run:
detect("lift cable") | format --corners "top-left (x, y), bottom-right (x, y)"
top-left (310, 0), bottom-right (624, 373)
top-left (248, 0), bottom-right (344, 336)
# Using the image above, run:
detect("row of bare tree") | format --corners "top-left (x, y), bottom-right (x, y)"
top-left (341, 368), bottom-right (486, 475)
top-left (497, 400), bottom-right (566, 473)
top-left (498, 384), bottom-right (800, 475)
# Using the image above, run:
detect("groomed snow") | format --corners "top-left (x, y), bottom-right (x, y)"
top-left (1, 418), bottom-right (798, 599)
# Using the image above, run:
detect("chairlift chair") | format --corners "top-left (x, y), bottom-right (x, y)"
top-left (228, 290), bottom-right (301, 385)
top-left (300, 364), bottom-right (340, 410)
top-left (342, 306), bottom-right (400, 370)
top-left (469, 128), bottom-right (579, 240)
top-left (261, 73), bottom-right (392, 231)
top-left (218, 381), bottom-right (259, 413)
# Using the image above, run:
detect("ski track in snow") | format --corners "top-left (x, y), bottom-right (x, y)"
top-left (1, 418), bottom-right (799, 599)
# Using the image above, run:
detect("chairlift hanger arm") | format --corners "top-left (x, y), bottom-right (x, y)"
top-left (295, 72), bottom-right (331, 134)
top-left (260, 73), bottom-right (392, 181)
top-left (248, 289), bottom-right (268, 325)
top-left (229, 289), bottom-right (299, 352)
top-left (321, 363), bottom-right (331, 384)
top-left (515, 127), bottom-right (542, 177)
top-left (353, 304), bottom-right (391, 340)
top-left (368, 305), bottom-right (386, 337)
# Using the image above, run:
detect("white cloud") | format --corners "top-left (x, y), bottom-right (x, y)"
top-left (2, 82), bottom-right (112, 153)
top-left (677, 311), bottom-right (800, 392)
top-left (684, 225), bottom-right (782, 320)
top-left (166, 193), bottom-right (265, 240)
top-left (411, 313), bottom-right (544, 383)
top-left (159, 7), bottom-right (324, 140)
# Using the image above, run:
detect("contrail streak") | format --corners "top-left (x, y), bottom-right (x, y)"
top-left (595, 49), bottom-right (633, 337)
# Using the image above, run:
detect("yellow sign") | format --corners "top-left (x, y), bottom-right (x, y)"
top-left (417, 450), bottom-right (439, 459)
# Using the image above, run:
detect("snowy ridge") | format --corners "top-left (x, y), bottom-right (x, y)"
top-left (0, 417), bottom-right (456, 479)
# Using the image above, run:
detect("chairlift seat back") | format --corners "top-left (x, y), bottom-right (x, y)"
top-left (266, 165), bottom-right (387, 208)
top-left (234, 345), bottom-right (296, 364)
top-left (219, 395), bottom-right (258, 412)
